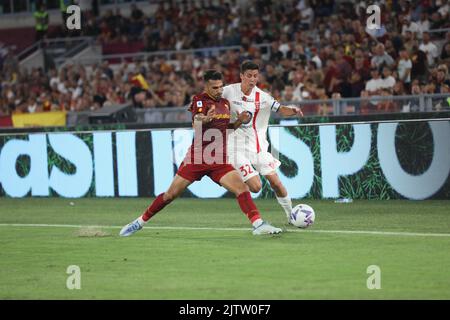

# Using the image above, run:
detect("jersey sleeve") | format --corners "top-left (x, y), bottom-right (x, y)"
top-left (189, 96), bottom-right (208, 117)
top-left (263, 91), bottom-right (281, 112)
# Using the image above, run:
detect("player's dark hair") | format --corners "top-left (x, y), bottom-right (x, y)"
top-left (240, 60), bottom-right (259, 74)
top-left (203, 69), bottom-right (223, 82)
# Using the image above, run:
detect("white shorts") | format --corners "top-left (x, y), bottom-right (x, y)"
top-left (228, 151), bottom-right (281, 182)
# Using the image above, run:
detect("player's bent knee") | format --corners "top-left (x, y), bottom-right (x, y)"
top-left (226, 181), bottom-right (249, 196)
top-left (249, 183), bottom-right (262, 193)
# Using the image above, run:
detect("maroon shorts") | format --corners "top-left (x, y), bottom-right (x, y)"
top-left (176, 162), bottom-right (235, 184)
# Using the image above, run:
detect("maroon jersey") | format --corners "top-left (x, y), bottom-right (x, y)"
top-left (187, 92), bottom-right (231, 164)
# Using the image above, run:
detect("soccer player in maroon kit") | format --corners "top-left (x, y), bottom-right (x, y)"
top-left (120, 70), bottom-right (282, 236)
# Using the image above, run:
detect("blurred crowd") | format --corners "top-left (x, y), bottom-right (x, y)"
top-left (1, 0), bottom-right (450, 116)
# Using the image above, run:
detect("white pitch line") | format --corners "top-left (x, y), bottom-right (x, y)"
top-left (0, 223), bottom-right (450, 238)
top-left (304, 229), bottom-right (450, 237)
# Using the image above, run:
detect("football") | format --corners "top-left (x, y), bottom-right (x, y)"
top-left (290, 204), bottom-right (315, 228)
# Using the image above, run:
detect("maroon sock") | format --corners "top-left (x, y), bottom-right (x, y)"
top-left (142, 193), bottom-right (172, 222)
top-left (237, 191), bottom-right (262, 223)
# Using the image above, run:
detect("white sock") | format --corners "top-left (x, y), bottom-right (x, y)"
top-left (252, 218), bottom-right (264, 228)
top-left (276, 195), bottom-right (292, 219)
top-left (137, 216), bottom-right (147, 226)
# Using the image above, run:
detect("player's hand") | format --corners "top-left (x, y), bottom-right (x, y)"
top-left (289, 105), bottom-right (303, 117)
top-left (237, 111), bottom-right (251, 123)
top-left (206, 105), bottom-right (216, 122)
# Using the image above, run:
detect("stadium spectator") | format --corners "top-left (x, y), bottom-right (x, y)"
top-left (380, 66), bottom-right (396, 92)
top-left (393, 81), bottom-right (406, 96)
top-left (128, 86), bottom-right (147, 109)
top-left (411, 80), bottom-right (422, 94)
top-left (323, 58), bottom-right (338, 95)
top-left (317, 86), bottom-right (331, 115)
top-left (437, 0), bottom-right (449, 19)
top-left (441, 43), bottom-right (450, 65)
top-left (429, 12), bottom-right (446, 39)
top-left (417, 12), bottom-right (431, 38)
top-left (365, 67), bottom-right (384, 95)
top-left (384, 39), bottom-right (399, 60)
top-left (2, 49), bottom-right (19, 75)
top-left (281, 84), bottom-right (299, 102)
top-left (129, 3), bottom-right (145, 39)
top-left (402, 30), bottom-right (419, 55)
top-left (371, 43), bottom-right (395, 68)
top-left (398, 48), bottom-right (413, 92)
top-left (307, 60), bottom-right (324, 86)
top-left (411, 45), bottom-right (429, 82)
top-left (34, 3), bottom-right (49, 42)
top-left (298, 0), bottom-right (314, 29)
top-left (435, 65), bottom-right (450, 92)
top-left (401, 15), bottom-right (420, 37)
top-left (377, 88), bottom-right (398, 112)
top-left (419, 31), bottom-right (439, 67)
top-left (335, 50), bottom-right (352, 78)
top-left (349, 70), bottom-right (365, 98)
top-left (310, 47), bottom-right (322, 69)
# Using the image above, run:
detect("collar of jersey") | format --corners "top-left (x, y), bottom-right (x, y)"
top-left (240, 84), bottom-right (256, 102)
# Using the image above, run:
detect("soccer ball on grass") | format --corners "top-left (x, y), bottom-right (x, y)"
top-left (290, 204), bottom-right (315, 228)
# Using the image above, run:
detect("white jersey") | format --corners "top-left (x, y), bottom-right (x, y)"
top-left (223, 83), bottom-right (280, 155)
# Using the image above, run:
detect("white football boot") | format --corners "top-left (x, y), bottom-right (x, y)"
top-left (119, 218), bottom-right (143, 237)
top-left (252, 221), bottom-right (282, 235)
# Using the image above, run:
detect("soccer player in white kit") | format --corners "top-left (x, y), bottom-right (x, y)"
top-left (223, 60), bottom-right (303, 222)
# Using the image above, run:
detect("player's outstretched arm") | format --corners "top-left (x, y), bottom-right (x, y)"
top-left (278, 105), bottom-right (304, 117)
top-left (228, 111), bottom-right (251, 130)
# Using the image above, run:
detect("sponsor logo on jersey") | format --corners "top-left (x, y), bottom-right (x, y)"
top-left (213, 114), bottom-right (231, 120)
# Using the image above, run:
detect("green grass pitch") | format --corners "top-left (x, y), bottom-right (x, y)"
top-left (0, 198), bottom-right (449, 299)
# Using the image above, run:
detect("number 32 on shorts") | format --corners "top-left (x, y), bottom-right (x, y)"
top-left (239, 164), bottom-right (254, 177)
